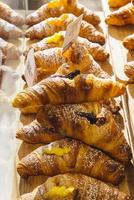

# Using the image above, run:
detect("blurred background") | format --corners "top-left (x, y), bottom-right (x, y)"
top-left (28, 0), bottom-right (102, 10)
top-left (3, 0), bottom-right (102, 11)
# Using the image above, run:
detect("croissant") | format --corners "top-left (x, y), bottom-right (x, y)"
top-left (108, 0), bottom-right (131, 8)
top-left (0, 19), bottom-right (23, 39)
top-left (16, 101), bottom-right (120, 141)
top-left (17, 138), bottom-right (125, 184)
top-left (25, 32), bottom-right (109, 62)
top-left (55, 62), bottom-right (109, 80)
top-left (25, 0), bottom-right (100, 26)
top-left (124, 61), bottom-right (134, 79)
top-left (0, 1), bottom-right (25, 26)
top-left (34, 43), bottom-right (109, 82)
top-left (25, 14), bottom-right (105, 45)
top-left (0, 38), bottom-right (21, 60)
top-left (12, 73), bottom-right (126, 112)
top-left (16, 103), bottom-right (131, 163)
top-left (20, 173), bottom-right (132, 200)
top-left (123, 34), bottom-right (134, 50)
top-left (105, 3), bottom-right (134, 26)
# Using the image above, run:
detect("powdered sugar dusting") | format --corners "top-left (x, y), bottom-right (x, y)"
top-left (0, 19), bottom-right (14, 32)
top-left (31, 12), bottom-right (39, 18)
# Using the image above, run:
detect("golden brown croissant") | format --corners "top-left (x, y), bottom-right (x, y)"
top-left (25, 14), bottom-right (105, 45)
top-left (0, 19), bottom-right (23, 39)
top-left (16, 103), bottom-right (131, 164)
top-left (16, 101), bottom-right (120, 141)
top-left (108, 0), bottom-right (131, 8)
top-left (25, 31), bottom-right (109, 62)
top-left (20, 173), bottom-right (132, 200)
top-left (12, 73), bottom-right (126, 112)
top-left (34, 43), bottom-right (109, 82)
top-left (0, 1), bottom-right (25, 26)
top-left (123, 34), bottom-right (134, 50)
top-left (105, 3), bottom-right (134, 26)
top-left (124, 61), bottom-right (134, 79)
top-left (17, 138), bottom-right (125, 185)
top-left (25, 0), bottom-right (100, 26)
top-left (0, 38), bottom-right (21, 60)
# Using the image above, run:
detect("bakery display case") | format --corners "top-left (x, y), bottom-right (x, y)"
top-left (0, 0), bottom-right (134, 200)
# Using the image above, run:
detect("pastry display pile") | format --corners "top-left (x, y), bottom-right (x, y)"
top-left (0, 0), bottom-right (133, 199)
top-left (0, 2), bottom-right (23, 63)
top-left (105, 0), bottom-right (134, 82)
top-left (106, 2), bottom-right (134, 26)
top-left (7, 0), bottom-right (133, 199)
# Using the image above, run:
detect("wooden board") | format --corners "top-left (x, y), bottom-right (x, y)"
top-left (101, 0), bottom-right (134, 197)
top-left (13, 10), bottom-right (134, 199)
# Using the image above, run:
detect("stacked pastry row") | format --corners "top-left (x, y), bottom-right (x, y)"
top-left (11, 0), bottom-right (132, 199)
top-left (106, 0), bottom-right (134, 52)
top-left (23, 0), bottom-right (110, 85)
top-left (106, 0), bottom-right (134, 79)
top-left (0, 1), bottom-right (24, 63)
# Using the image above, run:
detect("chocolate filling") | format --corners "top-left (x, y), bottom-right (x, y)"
top-left (76, 112), bottom-right (97, 124)
top-left (76, 111), bottom-right (106, 126)
top-left (66, 70), bottom-right (80, 79)
top-left (21, 74), bottom-right (26, 82)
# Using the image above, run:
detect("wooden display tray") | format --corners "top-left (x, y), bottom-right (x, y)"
top-left (11, 9), bottom-right (134, 200)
